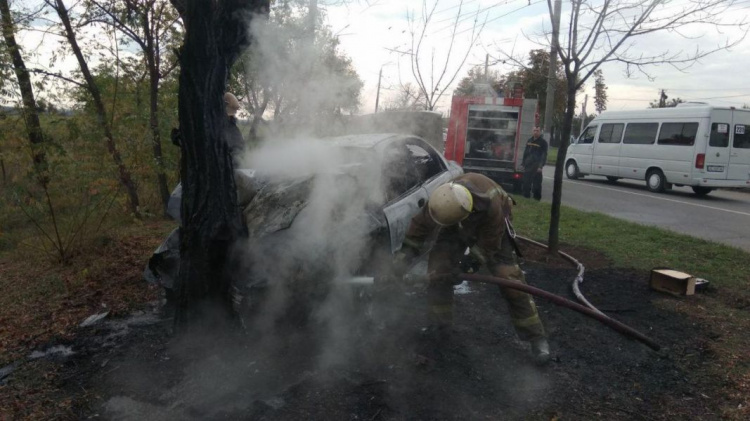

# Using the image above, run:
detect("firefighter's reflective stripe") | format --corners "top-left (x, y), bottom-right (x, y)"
top-left (487, 186), bottom-right (505, 200)
top-left (469, 245), bottom-right (487, 265)
top-left (511, 312), bottom-right (542, 328)
top-left (402, 236), bottom-right (423, 251)
top-left (504, 217), bottom-right (516, 239)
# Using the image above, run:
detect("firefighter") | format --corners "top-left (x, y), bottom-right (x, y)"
top-left (521, 127), bottom-right (548, 200)
top-left (395, 172), bottom-right (550, 363)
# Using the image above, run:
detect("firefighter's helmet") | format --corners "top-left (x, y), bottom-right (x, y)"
top-left (428, 182), bottom-right (473, 226)
top-left (224, 92), bottom-right (241, 117)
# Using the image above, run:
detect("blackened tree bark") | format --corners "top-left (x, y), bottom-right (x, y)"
top-left (47, 0), bottom-right (141, 217)
top-left (170, 0), bottom-right (268, 328)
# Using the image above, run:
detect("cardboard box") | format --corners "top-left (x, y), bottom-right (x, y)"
top-left (649, 269), bottom-right (696, 296)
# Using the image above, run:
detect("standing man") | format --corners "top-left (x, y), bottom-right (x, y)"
top-left (395, 173), bottom-right (550, 364)
top-left (223, 92), bottom-right (246, 165)
top-left (170, 92), bottom-right (247, 166)
top-left (521, 127), bottom-right (548, 200)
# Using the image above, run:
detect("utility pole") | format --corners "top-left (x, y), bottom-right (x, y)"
top-left (659, 89), bottom-right (668, 108)
top-left (484, 53), bottom-right (489, 83)
top-left (374, 67), bottom-right (383, 113)
top-left (543, 0), bottom-right (562, 141)
top-left (580, 94), bottom-right (588, 135)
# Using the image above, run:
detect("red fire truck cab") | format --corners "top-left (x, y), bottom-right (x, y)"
top-left (444, 92), bottom-right (539, 192)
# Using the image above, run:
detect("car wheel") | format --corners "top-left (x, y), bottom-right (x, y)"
top-left (646, 170), bottom-right (666, 193)
top-left (691, 186), bottom-right (713, 196)
top-left (606, 176), bottom-right (620, 183)
top-left (565, 160), bottom-right (580, 180)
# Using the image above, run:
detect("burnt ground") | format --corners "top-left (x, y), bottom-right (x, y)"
top-left (15, 245), bottom-right (733, 421)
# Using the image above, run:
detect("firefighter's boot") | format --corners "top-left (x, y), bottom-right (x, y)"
top-left (530, 337), bottom-right (551, 365)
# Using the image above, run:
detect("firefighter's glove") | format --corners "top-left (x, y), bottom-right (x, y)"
top-left (379, 248), bottom-right (416, 284)
top-left (391, 250), bottom-right (413, 278)
top-left (458, 253), bottom-right (481, 274)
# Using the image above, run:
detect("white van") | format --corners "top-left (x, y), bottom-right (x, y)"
top-left (565, 104), bottom-right (750, 195)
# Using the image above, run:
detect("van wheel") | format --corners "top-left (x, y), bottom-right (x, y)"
top-left (565, 161), bottom-right (580, 180)
top-left (691, 186), bottom-right (713, 196)
top-left (646, 170), bottom-right (666, 193)
top-left (606, 176), bottom-right (620, 183)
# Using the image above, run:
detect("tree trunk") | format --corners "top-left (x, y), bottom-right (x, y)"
top-left (548, 78), bottom-right (577, 254)
top-left (1, 0), bottom-right (47, 183)
top-left (144, 11), bottom-right (171, 215)
top-left (53, 0), bottom-right (141, 217)
top-left (149, 67), bottom-right (171, 214)
top-left (172, 0), bottom-right (268, 328)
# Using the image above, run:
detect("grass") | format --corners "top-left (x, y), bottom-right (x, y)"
top-left (546, 146), bottom-right (558, 166)
top-left (512, 196), bottom-right (750, 419)
top-left (512, 196), bottom-right (749, 291)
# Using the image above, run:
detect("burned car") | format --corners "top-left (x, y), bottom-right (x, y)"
top-left (145, 133), bottom-right (462, 315)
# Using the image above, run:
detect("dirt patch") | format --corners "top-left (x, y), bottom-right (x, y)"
top-left (0, 222), bottom-right (171, 419)
top-left (519, 240), bottom-right (613, 270)
top-left (6, 260), bottom-right (736, 420)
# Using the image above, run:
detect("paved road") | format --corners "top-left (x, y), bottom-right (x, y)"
top-left (536, 167), bottom-right (750, 252)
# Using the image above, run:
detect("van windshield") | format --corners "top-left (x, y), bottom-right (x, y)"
top-left (578, 126), bottom-right (597, 144)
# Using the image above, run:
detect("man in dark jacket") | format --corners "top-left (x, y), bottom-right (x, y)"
top-left (223, 92), bottom-right (246, 165)
top-left (521, 127), bottom-right (548, 200)
top-left (170, 92), bottom-right (247, 166)
top-left (396, 173), bottom-right (550, 364)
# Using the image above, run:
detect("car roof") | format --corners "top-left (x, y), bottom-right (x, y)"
top-left (324, 133), bottom-right (421, 150)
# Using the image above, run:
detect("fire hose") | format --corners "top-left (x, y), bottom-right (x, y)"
top-left (431, 272), bottom-right (660, 351)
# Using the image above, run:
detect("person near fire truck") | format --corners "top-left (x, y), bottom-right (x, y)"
top-left (393, 172), bottom-right (550, 364)
top-left (521, 127), bottom-right (548, 200)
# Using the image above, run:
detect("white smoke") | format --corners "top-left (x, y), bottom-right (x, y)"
top-left (241, 7), bottom-right (363, 138)
top-left (236, 134), bottom-right (389, 370)
top-left (229, 6), bottom-right (398, 373)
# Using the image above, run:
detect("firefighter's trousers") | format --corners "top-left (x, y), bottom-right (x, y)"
top-left (427, 234), bottom-right (546, 341)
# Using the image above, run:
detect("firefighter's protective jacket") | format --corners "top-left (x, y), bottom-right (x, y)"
top-left (521, 136), bottom-right (548, 172)
top-left (403, 172), bottom-right (514, 267)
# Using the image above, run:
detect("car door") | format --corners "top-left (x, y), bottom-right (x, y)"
top-left (592, 123), bottom-right (623, 176)
top-left (575, 125), bottom-right (598, 174)
top-left (704, 110), bottom-right (732, 180)
top-left (380, 140), bottom-right (434, 253)
top-left (728, 112), bottom-right (750, 181)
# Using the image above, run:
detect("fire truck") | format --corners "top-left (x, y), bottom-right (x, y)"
top-left (444, 88), bottom-right (539, 192)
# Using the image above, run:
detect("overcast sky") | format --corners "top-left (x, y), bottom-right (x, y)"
top-left (324, 0), bottom-right (750, 115)
top-left (9, 0), bottom-right (750, 115)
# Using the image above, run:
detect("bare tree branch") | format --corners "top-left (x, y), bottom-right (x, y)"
top-left (408, 0), bottom-right (485, 110)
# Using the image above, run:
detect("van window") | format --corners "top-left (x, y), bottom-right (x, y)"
top-left (623, 123), bottom-right (658, 145)
top-left (710, 123), bottom-right (729, 147)
top-left (598, 123), bottom-right (624, 144)
top-left (657, 122), bottom-right (698, 146)
top-left (735, 124), bottom-right (750, 149)
top-left (578, 126), bottom-right (597, 144)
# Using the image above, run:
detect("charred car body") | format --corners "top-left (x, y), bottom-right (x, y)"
top-left (145, 133), bottom-right (462, 316)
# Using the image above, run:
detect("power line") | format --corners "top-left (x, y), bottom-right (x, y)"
top-left (430, 0), bottom-right (525, 36)
top-left (448, 0), bottom-right (544, 38)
